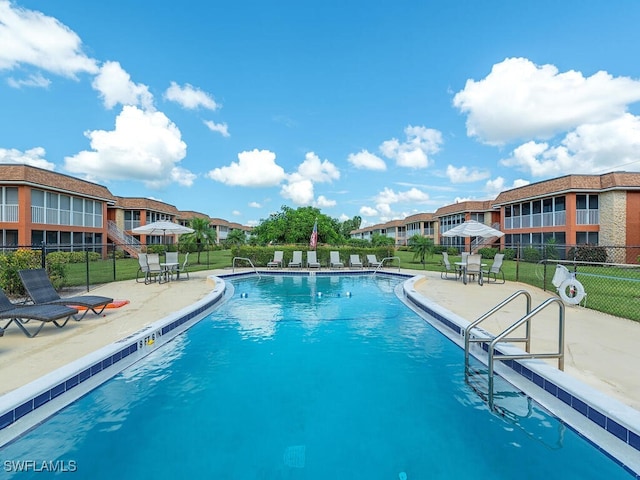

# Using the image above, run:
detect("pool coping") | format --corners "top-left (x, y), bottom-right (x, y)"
top-left (0, 275), bottom-right (227, 448)
top-left (0, 270), bottom-right (638, 477)
top-left (401, 275), bottom-right (640, 478)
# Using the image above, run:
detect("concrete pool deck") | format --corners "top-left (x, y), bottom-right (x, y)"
top-left (1, 268), bottom-right (639, 414)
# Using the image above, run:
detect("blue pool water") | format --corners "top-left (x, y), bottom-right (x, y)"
top-left (0, 275), bottom-right (633, 478)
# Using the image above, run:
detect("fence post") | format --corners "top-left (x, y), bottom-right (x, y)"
top-left (40, 241), bottom-right (46, 268)
top-left (85, 249), bottom-right (90, 292)
top-left (112, 244), bottom-right (117, 281)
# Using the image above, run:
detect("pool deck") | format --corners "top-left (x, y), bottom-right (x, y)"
top-left (1, 268), bottom-right (639, 413)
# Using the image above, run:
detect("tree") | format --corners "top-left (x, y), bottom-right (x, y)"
top-left (251, 206), bottom-right (343, 245)
top-left (225, 229), bottom-right (246, 247)
top-left (182, 217), bottom-right (216, 263)
top-left (371, 232), bottom-right (394, 247)
top-left (341, 215), bottom-right (362, 238)
top-left (409, 234), bottom-right (435, 269)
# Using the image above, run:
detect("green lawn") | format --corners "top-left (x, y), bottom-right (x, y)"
top-left (61, 249), bottom-right (640, 322)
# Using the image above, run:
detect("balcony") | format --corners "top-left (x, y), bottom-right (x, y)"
top-left (0, 205), bottom-right (18, 222)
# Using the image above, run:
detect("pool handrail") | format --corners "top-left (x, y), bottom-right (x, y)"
top-left (372, 256), bottom-right (401, 275)
top-left (232, 257), bottom-right (261, 278)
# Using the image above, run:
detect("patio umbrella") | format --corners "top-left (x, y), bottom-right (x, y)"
top-left (442, 220), bottom-right (504, 239)
top-left (131, 220), bottom-right (194, 244)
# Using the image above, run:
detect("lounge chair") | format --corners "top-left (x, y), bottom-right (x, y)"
top-left (307, 251), bottom-right (321, 269)
top-left (267, 250), bottom-right (284, 268)
top-left (0, 288), bottom-right (78, 337)
top-left (329, 251), bottom-right (344, 269)
top-left (288, 251), bottom-right (303, 268)
top-left (18, 269), bottom-right (113, 321)
top-left (482, 253), bottom-right (505, 284)
top-left (366, 255), bottom-right (382, 268)
top-left (440, 252), bottom-right (458, 280)
top-left (465, 254), bottom-right (483, 285)
top-left (349, 254), bottom-right (363, 269)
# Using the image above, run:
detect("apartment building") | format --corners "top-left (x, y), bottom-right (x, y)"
top-left (492, 172), bottom-right (640, 262)
top-left (0, 164), bottom-right (115, 249)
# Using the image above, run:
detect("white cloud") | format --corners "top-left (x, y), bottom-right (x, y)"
top-left (359, 206), bottom-right (378, 216)
top-left (500, 114), bottom-right (640, 176)
top-left (232, 210), bottom-right (241, 216)
top-left (316, 195), bottom-right (336, 208)
top-left (0, 146), bottom-right (55, 169)
top-left (92, 61), bottom-right (154, 110)
top-left (280, 178), bottom-right (314, 205)
top-left (446, 164), bottom-right (491, 183)
top-left (294, 152), bottom-right (340, 183)
top-left (347, 149), bottom-right (386, 170)
top-left (485, 176), bottom-right (530, 197)
top-left (453, 57), bottom-right (640, 146)
top-left (64, 105), bottom-right (193, 188)
top-left (375, 187), bottom-right (430, 205)
top-left (204, 120), bottom-right (230, 137)
top-left (0, 1), bottom-right (98, 77)
top-left (246, 219), bottom-right (259, 227)
top-left (164, 81), bottom-right (219, 110)
top-left (248, 201), bottom-right (262, 208)
top-left (379, 125), bottom-right (442, 168)
top-left (7, 72), bottom-right (50, 88)
top-left (207, 149), bottom-right (286, 187)
top-left (279, 152), bottom-right (339, 206)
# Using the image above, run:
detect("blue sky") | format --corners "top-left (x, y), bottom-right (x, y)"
top-left (2, 1), bottom-right (640, 227)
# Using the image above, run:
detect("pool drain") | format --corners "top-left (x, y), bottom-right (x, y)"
top-left (283, 445), bottom-right (306, 468)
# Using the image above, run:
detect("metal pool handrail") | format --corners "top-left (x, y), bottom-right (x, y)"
top-left (373, 256), bottom-right (401, 274)
top-left (232, 257), bottom-right (261, 278)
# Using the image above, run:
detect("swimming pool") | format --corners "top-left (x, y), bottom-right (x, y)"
top-left (0, 274), bottom-right (635, 478)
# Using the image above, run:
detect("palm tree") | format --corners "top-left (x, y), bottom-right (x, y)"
top-left (183, 218), bottom-right (216, 264)
top-left (409, 235), bottom-right (434, 269)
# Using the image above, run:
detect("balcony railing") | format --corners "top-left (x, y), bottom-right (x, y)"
top-left (576, 209), bottom-right (599, 225)
top-left (0, 205), bottom-right (18, 222)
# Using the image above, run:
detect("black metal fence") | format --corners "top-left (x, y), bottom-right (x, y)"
top-left (0, 243), bottom-right (217, 295)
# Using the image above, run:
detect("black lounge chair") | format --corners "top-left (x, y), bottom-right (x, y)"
top-left (0, 288), bottom-right (77, 337)
top-left (18, 269), bottom-right (113, 321)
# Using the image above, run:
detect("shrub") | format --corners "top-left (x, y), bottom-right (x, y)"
top-left (522, 247), bottom-right (542, 263)
top-left (568, 245), bottom-right (608, 263)
top-left (477, 247), bottom-right (498, 259)
top-left (0, 249), bottom-right (42, 295)
top-left (501, 248), bottom-right (516, 261)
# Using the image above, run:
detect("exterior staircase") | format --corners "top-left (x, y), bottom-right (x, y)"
top-left (471, 222), bottom-right (502, 252)
top-left (107, 220), bottom-right (142, 258)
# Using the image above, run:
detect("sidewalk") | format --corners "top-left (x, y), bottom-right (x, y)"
top-left (1, 269), bottom-right (638, 412)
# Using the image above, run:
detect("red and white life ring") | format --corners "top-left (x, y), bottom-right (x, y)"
top-left (558, 278), bottom-right (586, 305)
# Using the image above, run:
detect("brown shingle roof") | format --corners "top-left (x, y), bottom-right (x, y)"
top-left (0, 164), bottom-right (116, 202)
top-left (492, 172), bottom-right (640, 205)
top-left (435, 200), bottom-right (493, 217)
top-left (114, 196), bottom-right (179, 215)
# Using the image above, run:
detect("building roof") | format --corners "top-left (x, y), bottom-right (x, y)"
top-left (434, 200), bottom-right (493, 217)
top-left (404, 212), bottom-right (434, 223)
top-left (0, 164), bottom-right (116, 202)
top-left (492, 172), bottom-right (640, 206)
top-left (114, 196), bottom-right (179, 215)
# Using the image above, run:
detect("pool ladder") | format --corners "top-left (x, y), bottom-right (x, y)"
top-left (463, 290), bottom-right (565, 410)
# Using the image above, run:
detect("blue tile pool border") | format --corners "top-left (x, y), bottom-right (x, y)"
top-left (0, 276), bottom-right (227, 445)
top-left (402, 275), bottom-right (640, 478)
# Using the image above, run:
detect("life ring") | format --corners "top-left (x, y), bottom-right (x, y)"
top-left (558, 278), bottom-right (585, 305)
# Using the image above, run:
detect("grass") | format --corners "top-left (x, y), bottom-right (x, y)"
top-left (61, 249), bottom-right (640, 322)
